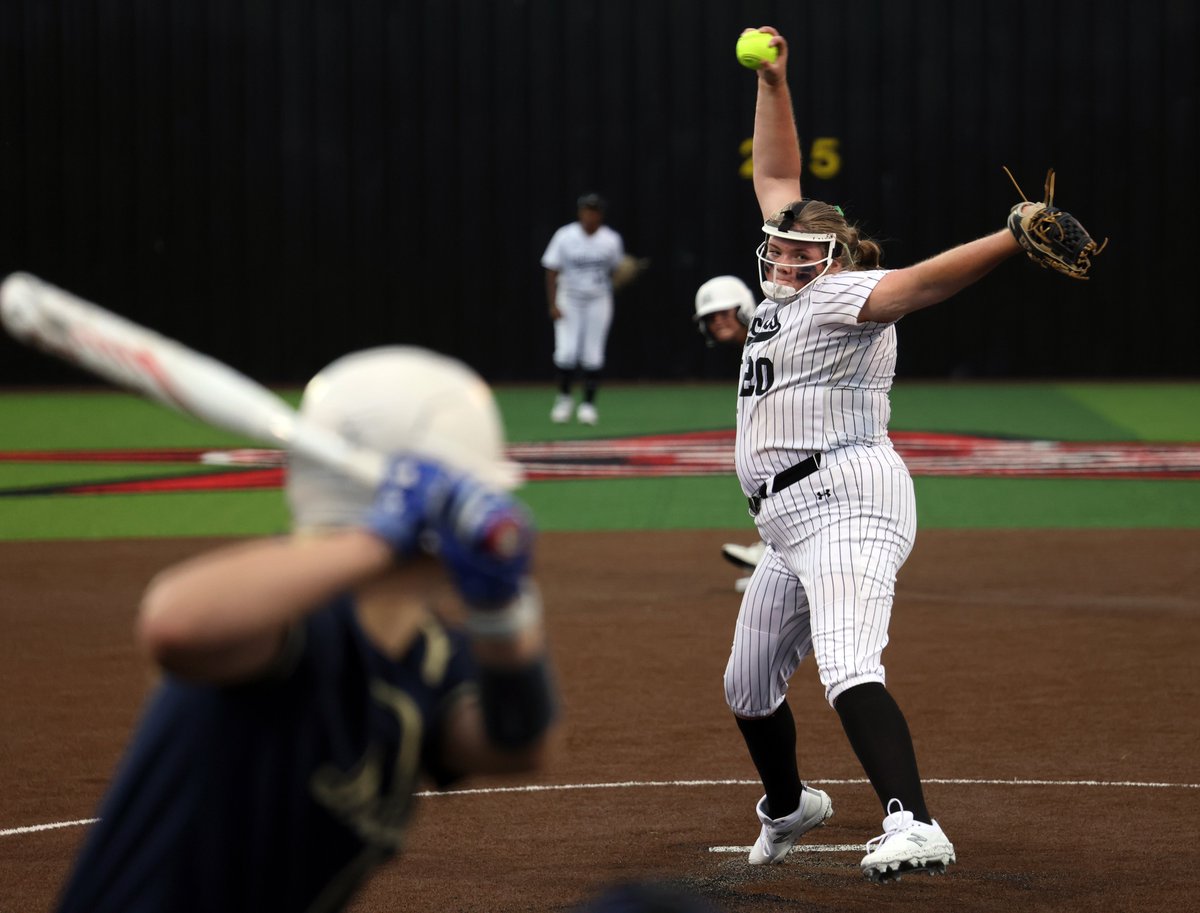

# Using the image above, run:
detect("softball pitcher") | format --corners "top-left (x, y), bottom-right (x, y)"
top-left (724, 26), bottom-right (1097, 882)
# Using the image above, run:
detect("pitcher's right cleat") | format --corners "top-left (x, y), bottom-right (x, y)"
top-left (861, 799), bottom-right (955, 883)
top-left (747, 786), bottom-right (833, 865)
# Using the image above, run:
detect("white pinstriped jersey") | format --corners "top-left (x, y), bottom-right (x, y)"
top-left (734, 270), bottom-right (895, 496)
top-left (540, 223), bottom-right (625, 299)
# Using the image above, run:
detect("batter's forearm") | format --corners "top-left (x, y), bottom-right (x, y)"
top-left (137, 531), bottom-right (394, 679)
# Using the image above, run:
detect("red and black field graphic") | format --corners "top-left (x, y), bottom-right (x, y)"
top-left (1, 430), bottom-right (1199, 496)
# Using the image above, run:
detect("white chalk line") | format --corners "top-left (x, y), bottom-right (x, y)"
top-left (411, 776), bottom-right (1200, 797)
top-left (4, 775), bottom-right (1197, 839)
top-left (0, 817), bottom-right (99, 838)
top-left (709, 844), bottom-right (862, 854)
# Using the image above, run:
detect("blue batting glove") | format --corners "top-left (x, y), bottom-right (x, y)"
top-left (364, 456), bottom-right (454, 557)
top-left (436, 477), bottom-right (534, 607)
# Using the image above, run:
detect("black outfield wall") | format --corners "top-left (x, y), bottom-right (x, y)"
top-left (1, 1), bottom-right (1192, 385)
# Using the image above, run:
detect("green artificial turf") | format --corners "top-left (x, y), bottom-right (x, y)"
top-left (0, 381), bottom-right (1196, 540)
top-left (888, 382), bottom-right (1200, 441)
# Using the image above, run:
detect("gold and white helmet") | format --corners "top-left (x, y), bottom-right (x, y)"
top-left (286, 346), bottom-right (521, 531)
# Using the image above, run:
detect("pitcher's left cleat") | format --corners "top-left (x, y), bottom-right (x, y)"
top-left (748, 786), bottom-right (833, 865)
top-left (861, 799), bottom-right (955, 883)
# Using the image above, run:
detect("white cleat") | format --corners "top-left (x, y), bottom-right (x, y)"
top-left (734, 575), bottom-right (751, 593)
top-left (747, 786), bottom-right (833, 865)
top-left (721, 540), bottom-right (766, 571)
top-left (576, 402), bottom-right (598, 425)
top-left (861, 799), bottom-right (955, 883)
top-left (550, 395), bottom-right (573, 423)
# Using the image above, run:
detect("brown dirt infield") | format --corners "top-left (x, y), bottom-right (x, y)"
top-left (2, 529), bottom-right (1198, 913)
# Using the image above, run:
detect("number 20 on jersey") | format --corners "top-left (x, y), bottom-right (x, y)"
top-left (740, 356), bottom-right (774, 397)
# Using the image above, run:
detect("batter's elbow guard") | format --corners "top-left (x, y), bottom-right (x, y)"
top-left (479, 657), bottom-right (559, 750)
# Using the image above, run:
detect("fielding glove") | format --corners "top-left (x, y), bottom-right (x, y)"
top-left (1004, 166), bottom-right (1107, 280)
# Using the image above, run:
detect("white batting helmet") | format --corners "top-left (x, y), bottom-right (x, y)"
top-left (694, 276), bottom-right (756, 345)
top-left (286, 346), bottom-right (522, 530)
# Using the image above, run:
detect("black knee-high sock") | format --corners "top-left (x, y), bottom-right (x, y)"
top-left (556, 366), bottom-right (575, 396)
top-left (834, 682), bottom-right (930, 822)
top-left (735, 701), bottom-right (802, 819)
top-left (582, 369), bottom-right (601, 404)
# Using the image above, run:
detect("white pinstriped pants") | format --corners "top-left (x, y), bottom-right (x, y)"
top-left (724, 442), bottom-right (917, 715)
top-left (552, 292), bottom-right (613, 371)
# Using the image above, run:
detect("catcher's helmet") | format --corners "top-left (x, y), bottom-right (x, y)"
top-left (694, 276), bottom-right (755, 345)
top-left (286, 346), bottom-right (521, 530)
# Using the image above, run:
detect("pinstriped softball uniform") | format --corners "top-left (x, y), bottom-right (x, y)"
top-left (734, 269), bottom-right (893, 490)
top-left (726, 271), bottom-right (917, 713)
top-left (541, 222), bottom-right (624, 370)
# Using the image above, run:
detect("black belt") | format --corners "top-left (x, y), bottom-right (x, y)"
top-left (747, 454), bottom-right (823, 516)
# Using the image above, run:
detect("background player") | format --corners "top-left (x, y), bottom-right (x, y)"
top-left (724, 26), bottom-right (1088, 881)
top-left (543, 193), bottom-right (626, 425)
top-left (54, 346), bottom-right (558, 913)
top-left (693, 275), bottom-right (769, 593)
top-left (693, 274), bottom-right (755, 348)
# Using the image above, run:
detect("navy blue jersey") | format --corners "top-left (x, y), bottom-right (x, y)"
top-left (55, 595), bottom-right (477, 913)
